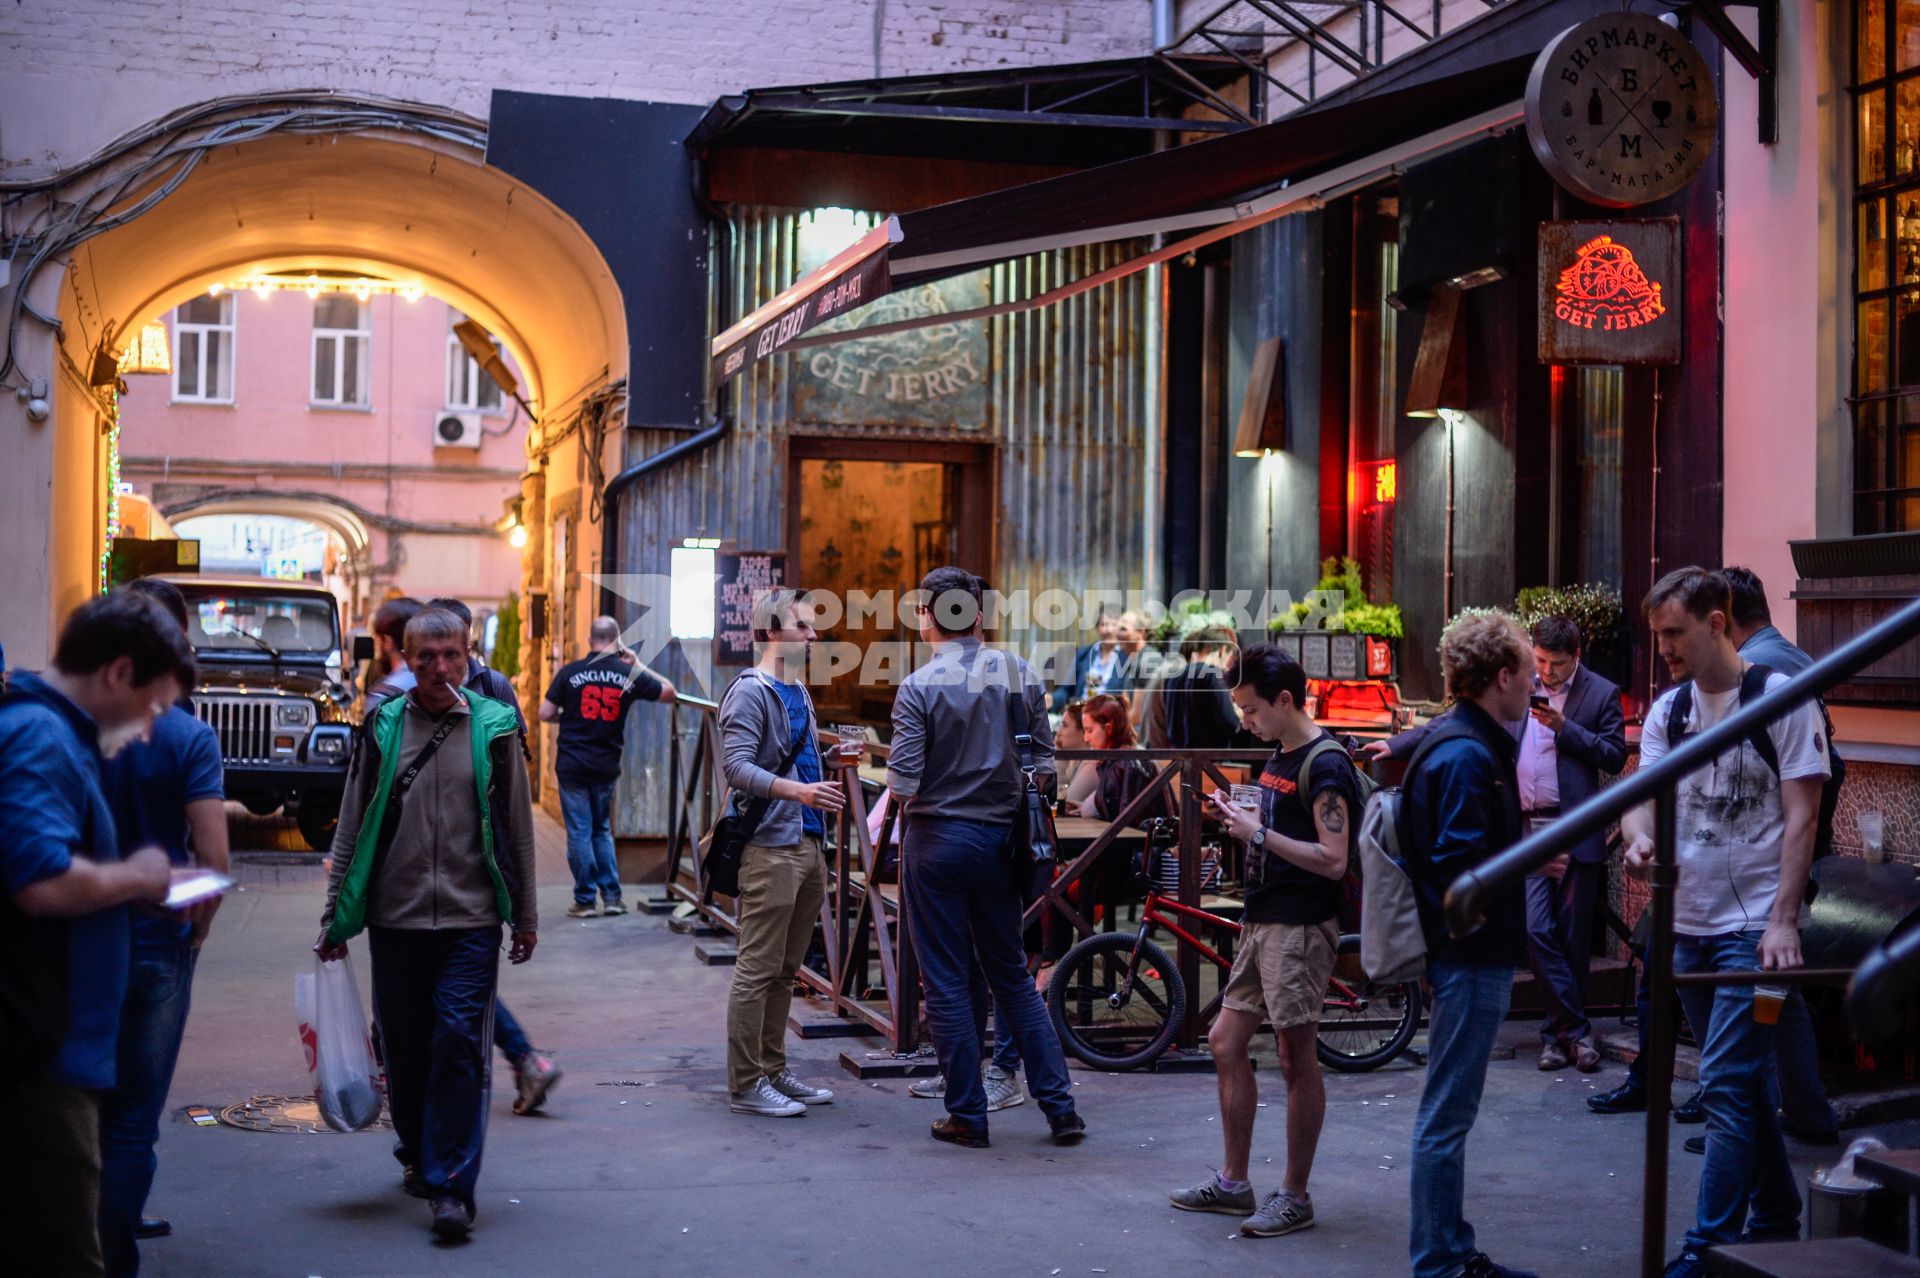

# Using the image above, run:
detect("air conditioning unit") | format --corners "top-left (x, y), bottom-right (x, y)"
top-left (434, 411), bottom-right (482, 449)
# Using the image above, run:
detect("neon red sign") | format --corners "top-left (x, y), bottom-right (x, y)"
top-left (1553, 235), bottom-right (1666, 333)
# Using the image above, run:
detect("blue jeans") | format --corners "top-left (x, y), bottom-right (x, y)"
top-left (560, 779), bottom-right (620, 907)
top-left (494, 999), bottom-right (533, 1066)
top-left (99, 943), bottom-right (198, 1278)
top-left (1674, 931), bottom-right (1801, 1249)
top-left (369, 927), bottom-right (499, 1213)
top-left (902, 817), bottom-right (1075, 1128)
top-left (1410, 960), bottom-right (1513, 1278)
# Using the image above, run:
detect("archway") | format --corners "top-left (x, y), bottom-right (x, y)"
top-left (3, 102), bottom-right (627, 665)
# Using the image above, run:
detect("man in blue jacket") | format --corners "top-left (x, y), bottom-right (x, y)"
top-left (1399, 612), bottom-right (1538, 1278)
top-left (1, 592), bottom-right (193, 1275)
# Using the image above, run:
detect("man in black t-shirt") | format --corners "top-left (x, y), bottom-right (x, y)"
top-left (539, 616), bottom-right (675, 918)
top-left (1168, 644), bottom-right (1361, 1243)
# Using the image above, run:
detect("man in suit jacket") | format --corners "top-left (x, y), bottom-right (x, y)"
top-left (1367, 616), bottom-right (1626, 1070)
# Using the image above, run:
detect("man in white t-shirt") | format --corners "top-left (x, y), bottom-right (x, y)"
top-left (1624, 568), bottom-right (1829, 1278)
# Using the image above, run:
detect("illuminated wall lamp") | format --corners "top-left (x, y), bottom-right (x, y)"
top-left (1404, 283), bottom-right (1468, 418)
top-left (117, 322), bottom-right (173, 377)
top-left (1232, 335), bottom-right (1288, 457)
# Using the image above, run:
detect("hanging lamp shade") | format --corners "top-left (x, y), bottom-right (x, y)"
top-left (118, 322), bottom-right (172, 376)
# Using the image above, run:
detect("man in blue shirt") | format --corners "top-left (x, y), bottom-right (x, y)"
top-left (1, 592), bottom-right (194, 1276)
top-left (97, 578), bottom-right (228, 1277)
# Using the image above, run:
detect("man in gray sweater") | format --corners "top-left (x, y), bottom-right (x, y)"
top-left (315, 608), bottom-right (538, 1240)
top-left (718, 587), bottom-right (845, 1117)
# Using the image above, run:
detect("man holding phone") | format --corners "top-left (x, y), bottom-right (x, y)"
top-left (1168, 644), bottom-right (1361, 1242)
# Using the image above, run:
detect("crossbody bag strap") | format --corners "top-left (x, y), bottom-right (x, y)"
top-left (1007, 668), bottom-right (1036, 773)
top-left (367, 706), bottom-right (464, 885)
top-left (730, 672), bottom-right (815, 836)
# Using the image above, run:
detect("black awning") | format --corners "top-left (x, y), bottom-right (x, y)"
top-left (712, 54), bottom-right (1533, 385)
top-left (888, 53), bottom-right (1534, 285)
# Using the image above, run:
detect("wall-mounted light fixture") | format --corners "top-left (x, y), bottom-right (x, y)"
top-left (670, 538), bottom-right (721, 641)
top-left (117, 322), bottom-right (172, 376)
top-left (1232, 335), bottom-right (1288, 457)
top-left (1405, 283), bottom-right (1469, 418)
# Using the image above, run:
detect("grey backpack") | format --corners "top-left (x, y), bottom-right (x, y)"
top-left (1356, 786), bottom-right (1425, 984)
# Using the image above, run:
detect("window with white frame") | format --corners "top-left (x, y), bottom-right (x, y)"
top-left (311, 296), bottom-right (371, 407)
top-left (172, 294), bottom-right (235, 402)
top-left (445, 309), bottom-right (503, 411)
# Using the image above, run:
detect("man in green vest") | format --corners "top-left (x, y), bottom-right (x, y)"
top-left (314, 607), bottom-right (538, 1241)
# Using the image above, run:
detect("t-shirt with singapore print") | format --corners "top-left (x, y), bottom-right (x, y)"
top-left (544, 652), bottom-right (663, 786)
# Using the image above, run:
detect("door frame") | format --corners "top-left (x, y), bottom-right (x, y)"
top-left (783, 435), bottom-right (998, 586)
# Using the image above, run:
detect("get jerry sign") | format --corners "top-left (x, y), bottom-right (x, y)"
top-left (1536, 219), bottom-right (1681, 365)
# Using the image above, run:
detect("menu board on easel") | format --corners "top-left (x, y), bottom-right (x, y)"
top-left (715, 551), bottom-right (786, 664)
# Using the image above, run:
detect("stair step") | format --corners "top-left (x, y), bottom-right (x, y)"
top-left (693, 940), bottom-right (738, 966)
top-left (1705, 1236), bottom-right (1920, 1278)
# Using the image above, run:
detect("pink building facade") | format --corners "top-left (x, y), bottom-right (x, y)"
top-left (118, 287), bottom-right (528, 633)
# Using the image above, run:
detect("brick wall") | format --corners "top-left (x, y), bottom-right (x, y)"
top-left (0, 0), bottom-right (1151, 174)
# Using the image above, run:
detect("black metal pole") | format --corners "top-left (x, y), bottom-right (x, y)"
top-left (1641, 787), bottom-right (1679, 1278)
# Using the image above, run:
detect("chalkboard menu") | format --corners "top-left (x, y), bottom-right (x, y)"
top-left (715, 551), bottom-right (785, 664)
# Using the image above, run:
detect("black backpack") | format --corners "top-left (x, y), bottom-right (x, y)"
top-left (1665, 664), bottom-right (1846, 860)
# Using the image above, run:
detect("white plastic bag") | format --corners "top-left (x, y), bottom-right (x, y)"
top-left (294, 953), bottom-right (383, 1132)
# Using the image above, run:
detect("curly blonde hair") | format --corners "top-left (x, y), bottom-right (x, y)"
top-left (1438, 610), bottom-right (1529, 700)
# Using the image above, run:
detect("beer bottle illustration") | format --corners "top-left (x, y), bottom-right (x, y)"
top-left (1587, 88), bottom-right (1603, 125)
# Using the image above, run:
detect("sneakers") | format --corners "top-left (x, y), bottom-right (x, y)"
top-left (565, 902), bottom-right (597, 919)
top-left (428, 1196), bottom-right (472, 1240)
top-left (1573, 1040), bottom-right (1602, 1073)
top-left (1662, 1249), bottom-right (1707, 1278)
top-left (730, 1077), bottom-right (806, 1117)
top-left (767, 1068), bottom-right (834, 1106)
top-left (985, 1065), bottom-right (1025, 1112)
top-left (1538, 1042), bottom-right (1570, 1071)
top-left (931, 1115), bottom-right (989, 1148)
top-left (601, 899), bottom-right (627, 916)
top-left (401, 1163), bottom-right (430, 1199)
top-left (1242, 1188), bottom-right (1314, 1238)
top-left (1169, 1173), bottom-right (1257, 1216)
top-left (511, 1052), bottom-right (562, 1115)
top-left (1048, 1109), bottom-right (1086, 1145)
top-left (905, 1067), bottom-right (1024, 1111)
top-left (1461, 1253), bottom-right (1540, 1278)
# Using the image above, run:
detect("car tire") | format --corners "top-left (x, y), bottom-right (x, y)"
top-left (295, 796), bottom-right (341, 852)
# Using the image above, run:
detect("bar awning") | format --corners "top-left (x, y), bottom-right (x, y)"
top-left (710, 54), bottom-right (1533, 385)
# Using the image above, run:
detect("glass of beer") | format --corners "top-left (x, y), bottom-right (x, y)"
top-left (1229, 783), bottom-right (1261, 817)
top-left (1752, 983), bottom-right (1787, 1025)
top-left (834, 725), bottom-right (866, 764)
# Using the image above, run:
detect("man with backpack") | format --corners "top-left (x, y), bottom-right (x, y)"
top-left (718, 587), bottom-right (843, 1118)
top-left (1399, 612), bottom-right (1538, 1278)
top-left (1630, 569), bottom-right (1829, 1278)
top-left (1169, 644), bottom-right (1365, 1240)
top-left (1717, 566), bottom-right (1841, 1145)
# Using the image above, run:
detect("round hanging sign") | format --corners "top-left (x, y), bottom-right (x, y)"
top-left (1524, 15), bottom-right (1719, 208)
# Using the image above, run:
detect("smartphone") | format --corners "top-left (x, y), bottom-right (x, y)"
top-left (1529, 694), bottom-right (1550, 711)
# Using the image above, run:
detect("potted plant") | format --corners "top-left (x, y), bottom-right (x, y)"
top-left (1267, 556), bottom-right (1403, 680)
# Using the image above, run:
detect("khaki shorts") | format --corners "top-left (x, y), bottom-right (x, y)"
top-left (1219, 918), bottom-right (1340, 1031)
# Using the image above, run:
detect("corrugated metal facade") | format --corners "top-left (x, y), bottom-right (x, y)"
top-left (611, 206), bottom-right (1157, 837)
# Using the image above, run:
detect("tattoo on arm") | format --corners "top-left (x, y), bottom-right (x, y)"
top-left (1317, 791), bottom-right (1346, 834)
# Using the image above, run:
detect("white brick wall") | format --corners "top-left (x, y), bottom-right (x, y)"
top-left (0, 1), bottom-right (1153, 174)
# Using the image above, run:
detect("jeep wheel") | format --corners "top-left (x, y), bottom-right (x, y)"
top-left (295, 796), bottom-right (341, 852)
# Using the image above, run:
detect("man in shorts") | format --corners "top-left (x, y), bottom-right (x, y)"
top-left (1169, 644), bottom-right (1362, 1239)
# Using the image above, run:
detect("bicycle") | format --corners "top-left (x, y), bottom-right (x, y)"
top-left (1045, 883), bottom-right (1423, 1073)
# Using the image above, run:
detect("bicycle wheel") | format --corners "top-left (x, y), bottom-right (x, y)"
top-left (1048, 932), bottom-right (1187, 1071)
top-left (1317, 933), bottom-right (1423, 1072)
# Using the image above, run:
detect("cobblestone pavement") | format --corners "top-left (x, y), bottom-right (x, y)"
top-left (137, 813), bottom-right (1914, 1277)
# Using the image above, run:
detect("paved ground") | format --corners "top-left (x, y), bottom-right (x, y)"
top-left (137, 811), bottom-right (1914, 1278)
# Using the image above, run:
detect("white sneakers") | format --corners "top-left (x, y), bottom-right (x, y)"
top-left (729, 1070), bottom-right (834, 1117)
top-left (729, 1077), bottom-right (805, 1117)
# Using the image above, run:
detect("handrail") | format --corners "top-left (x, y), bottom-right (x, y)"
top-left (1446, 594), bottom-right (1920, 937)
top-left (1846, 915), bottom-right (1920, 1042)
top-left (1438, 592), bottom-right (1920, 1278)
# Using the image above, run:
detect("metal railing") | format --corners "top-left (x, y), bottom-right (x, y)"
top-left (1445, 595), bottom-right (1920, 1278)
top-left (658, 706), bottom-right (1302, 1056)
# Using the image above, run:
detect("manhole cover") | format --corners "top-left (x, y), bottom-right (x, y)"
top-left (217, 1093), bottom-right (391, 1134)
